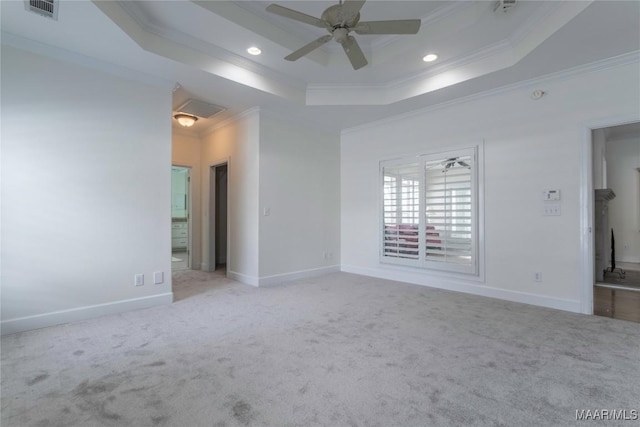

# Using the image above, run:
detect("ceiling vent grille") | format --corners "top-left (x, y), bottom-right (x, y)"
top-left (25, 0), bottom-right (58, 20)
top-left (175, 99), bottom-right (226, 119)
top-left (494, 0), bottom-right (516, 13)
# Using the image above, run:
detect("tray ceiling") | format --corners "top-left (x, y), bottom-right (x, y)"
top-left (1, 1), bottom-right (638, 132)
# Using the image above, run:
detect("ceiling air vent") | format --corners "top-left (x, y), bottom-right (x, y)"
top-left (175, 99), bottom-right (226, 119)
top-left (25, 0), bottom-right (58, 20)
top-left (494, 0), bottom-right (516, 13)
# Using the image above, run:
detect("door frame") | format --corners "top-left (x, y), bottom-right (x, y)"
top-left (208, 159), bottom-right (230, 275)
top-left (580, 115), bottom-right (639, 314)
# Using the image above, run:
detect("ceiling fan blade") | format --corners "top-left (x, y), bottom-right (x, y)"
top-left (342, 36), bottom-right (368, 70)
top-left (339, 0), bottom-right (366, 24)
top-left (266, 4), bottom-right (327, 28)
top-left (285, 35), bottom-right (332, 61)
top-left (354, 19), bottom-right (421, 35)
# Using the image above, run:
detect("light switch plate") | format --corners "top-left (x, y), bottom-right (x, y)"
top-left (542, 204), bottom-right (561, 216)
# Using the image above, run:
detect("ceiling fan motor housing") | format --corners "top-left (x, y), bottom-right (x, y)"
top-left (266, 0), bottom-right (422, 70)
top-left (322, 4), bottom-right (360, 28)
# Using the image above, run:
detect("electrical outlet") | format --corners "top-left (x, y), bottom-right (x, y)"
top-left (135, 274), bottom-right (144, 286)
top-left (327, 252), bottom-right (333, 260)
top-left (153, 271), bottom-right (164, 284)
top-left (534, 272), bottom-right (542, 282)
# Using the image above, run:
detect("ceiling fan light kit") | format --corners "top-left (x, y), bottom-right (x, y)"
top-left (266, 0), bottom-right (421, 70)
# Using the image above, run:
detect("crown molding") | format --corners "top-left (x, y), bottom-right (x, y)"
top-left (366, 1), bottom-right (469, 52)
top-left (306, 38), bottom-right (515, 106)
top-left (93, 1), bottom-right (305, 103)
top-left (199, 107), bottom-right (261, 137)
top-left (342, 51), bottom-right (640, 136)
top-left (508, 1), bottom-right (592, 58)
top-left (194, 0), bottom-right (331, 66)
top-left (306, 1), bottom-right (592, 107)
top-left (117, 1), bottom-right (307, 91)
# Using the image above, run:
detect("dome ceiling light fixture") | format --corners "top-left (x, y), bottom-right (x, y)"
top-left (174, 113), bottom-right (198, 127)
top-left (247, 46), bottom-right (262, 55)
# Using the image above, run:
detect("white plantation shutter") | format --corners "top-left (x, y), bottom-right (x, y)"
top-left (424, 153), bottom-right (474, 272)
top-left (381, 148), bottom-right (478, 274)
top-left (382, 162), bottom-right (421, 264)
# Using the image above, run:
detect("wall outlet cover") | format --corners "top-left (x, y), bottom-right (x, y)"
top-left (153, 271), bottom-right (164, 284)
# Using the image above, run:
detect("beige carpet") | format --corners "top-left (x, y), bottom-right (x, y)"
top-left (2, 271), bottom-right (639, 426)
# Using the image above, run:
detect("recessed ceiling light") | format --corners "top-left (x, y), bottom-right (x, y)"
top-left (247, 46), bottom-right (262, 56)
top-left (422, 53), bottom-right (438, 62)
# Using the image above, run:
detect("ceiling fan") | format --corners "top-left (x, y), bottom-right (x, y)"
top-left (442, 158), bottom-right (471, 170)
top-left (266, 0), bottom-right (421, 70)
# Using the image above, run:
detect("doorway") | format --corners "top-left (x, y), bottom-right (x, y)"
top-left (591, 122), bottom-right (640, 322)
top-left (209, 162), bottom-right (228, 274)
top-left (172, 166), bottom-right (191, 271)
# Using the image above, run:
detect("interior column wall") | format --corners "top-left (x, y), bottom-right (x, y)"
top-left (258, 115), bottom-right (341, 282)
top-left (200, 109), bottom-right (260, 283)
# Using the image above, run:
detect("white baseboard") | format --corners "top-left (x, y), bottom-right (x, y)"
top-left (1, 292), bottom-right (174, 335)
top-left (341, 264), bottom-right (581, 313)
top-left (259, 265), bottom-right (340, 287)
top-left (618, 255), bottom-right (640, 264)
top-left (228, 270), bottom-right (259, 287)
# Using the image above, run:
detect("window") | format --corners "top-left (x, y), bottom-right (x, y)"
top-left (381, 147), bottom-right (479, 275)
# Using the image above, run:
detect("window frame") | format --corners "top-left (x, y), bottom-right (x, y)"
top-left (380, 145), bottom-right (482, 276)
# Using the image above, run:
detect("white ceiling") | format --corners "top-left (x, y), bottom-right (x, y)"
top-left (1, 0), bottom-right (639, 134)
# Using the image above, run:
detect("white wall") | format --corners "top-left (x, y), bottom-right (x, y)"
top-left (1, 45), bottom-right (173, 334)
top-left (258, 114), bottom-right (341, 283)
top-left (172, 131), bottom-right (202, 268)
top-left (200, 110), bottom-right (260, 283)
top-left (606, 134), bottom-right (640, 263)
top-left (341, 61), bottom-right (640, 313)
